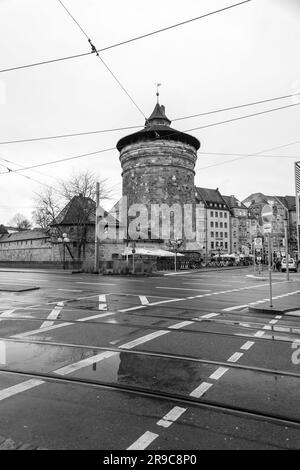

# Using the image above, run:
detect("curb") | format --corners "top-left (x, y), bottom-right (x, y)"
top-left (0, 286), bottom-right (40, 292)
top-left (249, 305), bottom-right (300, 316)
top-left (162, 266), bottom-right (249, 276)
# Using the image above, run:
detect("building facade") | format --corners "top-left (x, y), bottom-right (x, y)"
top-left (195, 187), bottom-right (231, 259)
top-left (242, 192), bottom-right (297, 258)
top-left (115, 101), bottom-right (202, 253)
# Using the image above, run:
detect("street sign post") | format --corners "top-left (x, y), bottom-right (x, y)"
top-left (262, 204), bottom-right (273, 307)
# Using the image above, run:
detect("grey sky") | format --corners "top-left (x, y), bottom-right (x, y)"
top-left (0, 0), bottom-right (299, 224)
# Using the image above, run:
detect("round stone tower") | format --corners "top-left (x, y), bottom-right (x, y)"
top-left (117, 103), bottom-right (200, 205)
top-left (116, 102), bottom-right (200, 243)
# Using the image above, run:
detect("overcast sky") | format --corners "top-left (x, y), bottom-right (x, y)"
top-left (0, 0), bottom-right (300, 224)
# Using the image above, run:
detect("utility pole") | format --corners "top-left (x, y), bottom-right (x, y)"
top-left (268, 233), bottom-right (273, 307)
top-left (94, 182), bottom-right (100, 273)
top-left (284, 217), bottom-right (289, 281)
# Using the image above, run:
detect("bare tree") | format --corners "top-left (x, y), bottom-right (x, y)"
top-left (59, 171), bottom-right (113, 202)
top-left (9, 213), bottom-right (32, 230)
top-left (32, 188), bottom-right (62, 229)
top-left (32, 171), bottom-right (113, 261)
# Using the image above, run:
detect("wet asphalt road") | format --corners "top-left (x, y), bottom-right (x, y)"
top-left (0, 267), bottom-right (300, 450)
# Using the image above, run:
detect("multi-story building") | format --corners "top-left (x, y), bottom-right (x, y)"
top-left (195, 187), bottom-right (231, 259)
top-left (242, 193), bottom-right (297, 257)
top-left (222, 195), bottom-right (261, 254)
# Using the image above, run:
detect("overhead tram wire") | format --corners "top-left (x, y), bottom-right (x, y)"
top-left (1, 137), bottom-right (300, 178)
top-left (0, 154), bottom-right (59, 181)
top-left (0, 147), bottom-right (116, 175)
top-left (198, 151), bottom-right (300, 159)
top-left (184, 101), bottom-right (300, 134)
top-left (0, 1), bottom-right (252, 75)
top-left (197, 140), bottom-right (300, 171)
top-left (1, 102), bottom-right (300, 176)
top-left (0, 92), bottom-right (299, 146)
top-left (57, 0), bottom-right (146, 119)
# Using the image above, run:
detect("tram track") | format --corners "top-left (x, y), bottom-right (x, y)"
top-left (2, 310), bottom-right (300, 344)
top-left (0, 367), bottom-right (300, 430)
top-left (1, 335), bottom-right (300, 380)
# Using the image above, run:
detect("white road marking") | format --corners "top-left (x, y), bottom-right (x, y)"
top-left (55, 351), bottom-right (117, 375)
top-left (209, 367), bottom-right (229, 380)
top-left (77, 312), bottom-right (115, 322)
top-left (0, 379), bottom-right (45, 401)
top-left (222, 304), bottom-right (249, 311)
top-left (139, 295), bottom-right (149, 305)
top-left (157, 406), bottom-right (186, 428)
top-left (0, 340), bottom-right (6, 365)
top-left (227, 352), bottom-right (244, 363)
top-left (11, 312), bottom-right (115, 338)
top-left (98, 294), bottom-right (107, 311)
top-left (169, 321), bottom-right (194, 329)
top-left (190, 381), bottom-right (213, 398)
top-left (0, 310), bottom-right (16, 318)
top-left (118, 305), bottom-right (145, 312)
top-left (275, 315), bottom-right (283, 319)
top-left (156, 287), bottom-right (211, 292)
top-left (12, 322), bottom-right (73, 338)
top-left (119, 297), bottom-right (185, 312)
top-left (127, 431), bottom-right (159, 450)
top-left (76, 282), bottom-right (116, 286)
top-left (164, 272), bottom-right (190, 276)
top-left (254, 330), bottom-right (265, 337)
top-left (240, 341), bottom-right (255, 350)
top-left (40, 304), bottom-right (64, 329)
top-left (57, 289), bottom-right (82, 292)
top-left (120, 330), bottom-right (170, 349)
top-left (199, 313), bottom-right (220, 319)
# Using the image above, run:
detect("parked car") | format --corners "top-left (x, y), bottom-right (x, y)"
top-left (281, 258), bottom-right (298, 272)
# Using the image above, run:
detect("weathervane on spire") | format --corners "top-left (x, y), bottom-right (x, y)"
top-left (156, 83), bottom-right (162, 103)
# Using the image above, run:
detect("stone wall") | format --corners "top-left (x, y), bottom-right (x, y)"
top-left (120, 140), bottom-right (197, 208)
top-left (120, 139), bottom-right (198, 247)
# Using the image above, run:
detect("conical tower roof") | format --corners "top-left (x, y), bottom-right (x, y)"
top-left (117, 103), bottom-right (200, 152)
top-left (146, 103), bottom-right (171, 127)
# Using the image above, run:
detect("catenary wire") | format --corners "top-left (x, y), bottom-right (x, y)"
top-left (0, 92), bottom-right (299, 146)
top-left (1, 99), bottom-right (300, 176)
top-left (57, 0), bottom-right (146, 119)
top-left (0, 1), bottom-right (252, 74)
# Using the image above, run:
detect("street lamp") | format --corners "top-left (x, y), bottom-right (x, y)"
top-left (57, 233), bottom-right (70, 270)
